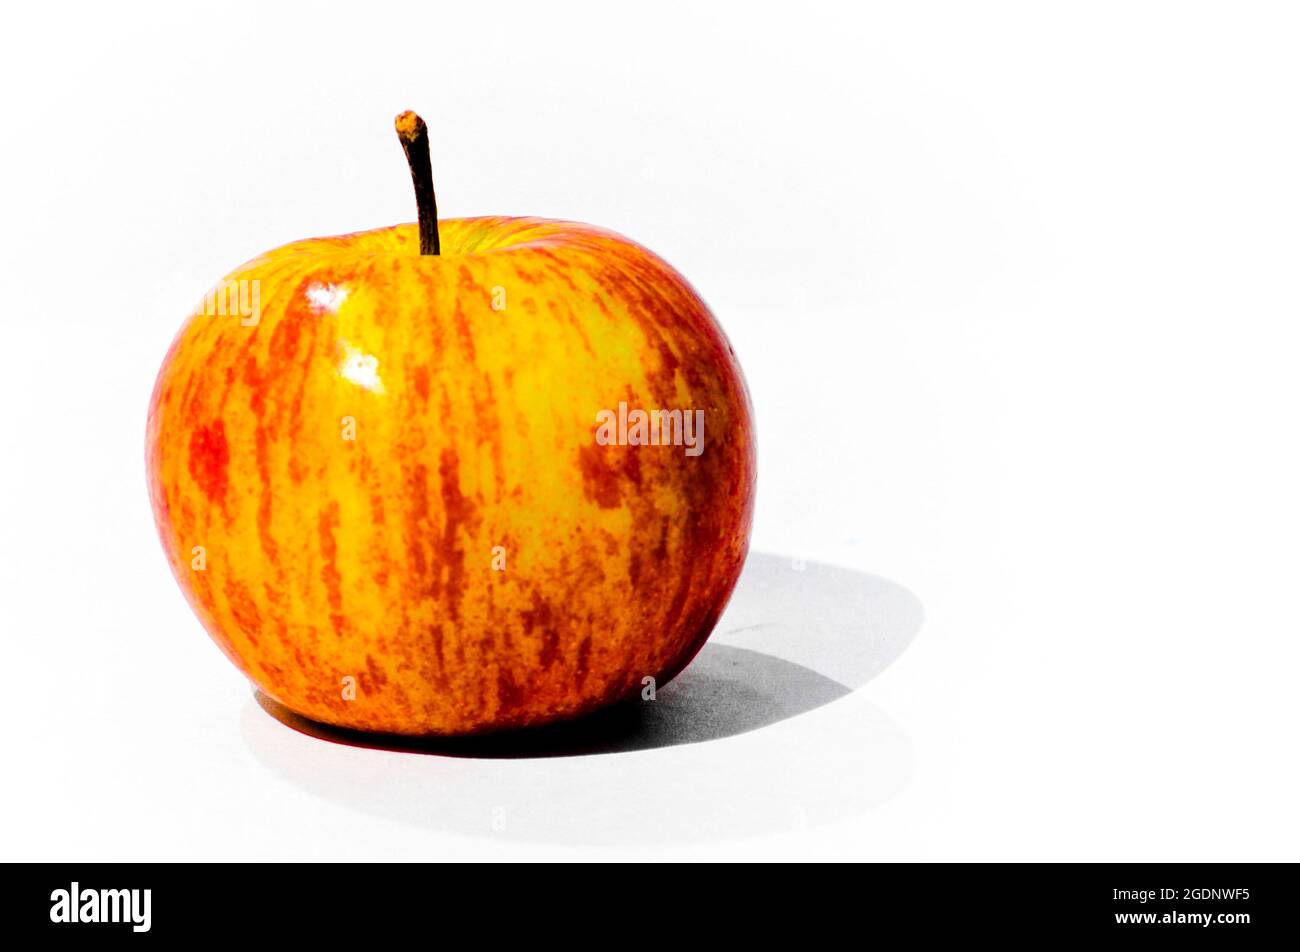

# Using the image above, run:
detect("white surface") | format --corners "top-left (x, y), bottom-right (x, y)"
top-left (2, 0), bottom-right (1299, 860)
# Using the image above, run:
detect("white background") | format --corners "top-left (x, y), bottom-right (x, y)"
top-left (2, 0), bottom-right (1298, 860)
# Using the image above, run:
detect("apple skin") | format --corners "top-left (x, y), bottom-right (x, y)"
top-left (146, 217), bottom-right (756, 735)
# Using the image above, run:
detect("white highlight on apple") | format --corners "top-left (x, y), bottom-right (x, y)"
top-left (306, 281), bottom-right (349, 313)
top-left (595, 402), bottom-right (704, 457)
top-left (339, 344), bottom-right (384, 393)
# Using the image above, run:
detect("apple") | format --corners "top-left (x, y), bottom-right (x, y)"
top-left (146, 111), bottom-right (756, 735)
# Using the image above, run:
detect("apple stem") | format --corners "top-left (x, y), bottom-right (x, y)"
top-left (395, 110), bottom-right (440, 255)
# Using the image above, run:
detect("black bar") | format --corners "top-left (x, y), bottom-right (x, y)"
top-left (2, 863), bottom-right (1288, 941)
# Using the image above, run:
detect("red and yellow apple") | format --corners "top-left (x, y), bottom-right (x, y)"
top-left (146, 112), bottom-right (755, 736)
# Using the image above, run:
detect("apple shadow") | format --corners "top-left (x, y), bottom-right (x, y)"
top-left (255, 644), bottom-right (854, 758)
top-left (243, 552), bottom-right (925, 843)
